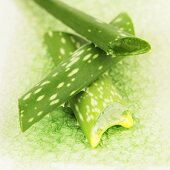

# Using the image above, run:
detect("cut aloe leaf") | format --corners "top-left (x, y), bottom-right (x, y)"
top-left (44, 12), bottom-right (135, 66)
top-left (69, 76), bottom-right (133, 148)
top-left (45, 13), bottom-right (134, 148)
top-left (33, 0), bottom-right (151, 56)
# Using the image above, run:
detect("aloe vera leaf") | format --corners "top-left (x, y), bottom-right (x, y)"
top-left (19, 44), bottom-right (117, 132)
top-left (44, 31), bottom-right (88, 110)
top-left (18, 13), bottom-right (148, 132)
top-left (33, 0), bottom-right (151, 56)
top-left (69, 13), bottom-right (135, 147)
top-left (44, 13), bottom-right (135, 66)
top-left (69, 76), bottom-right (133, 148)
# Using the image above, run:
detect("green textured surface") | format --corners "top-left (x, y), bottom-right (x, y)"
top-left (0, 0), bottom-right (170, 169)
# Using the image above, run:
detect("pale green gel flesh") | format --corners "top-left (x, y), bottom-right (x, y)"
top-left (90, 103), bottom-right (133, 148)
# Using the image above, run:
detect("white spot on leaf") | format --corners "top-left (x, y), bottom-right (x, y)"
top-left (41, 81), bottom-right (50, 86)
top-left (37, 95), bottom-right (45, 101)
top-left (87, 48), bottom-right (91, 51)
top-left (48, 31), bottom-right (53, 37)
top-left (79, 114), bottom-right (84, 121)
top-left (92, 54), bottom-right (99, 59)
top-left (77, 49), bottom-right (84, 55)
top-left (83, 54), bottom-right (92, 61)
top-left (61, 38), bottom-right (66, 44)
top-left (37, 111), bottom-right (43, 116)
top-left (121, 33), bottom-right (127, 37)
top-left (23, 93), bottom-right (31, 100)
top-left (50, 99), bottom-right (59, 105)
top-left (60, 48), bottom-right (65, 55)
top-left (70, 36), bottom-right (76, 43)
top-left (66, 57), bottom-right (79, 68)
top-left (57, 82), bottom-right (64, 88)
top-left (87, 115), bottom-right (92, 122)
top-left (28, 117), bottom-right (34, 123)
top-left (34, 88), bottom-right (42, 94)
top-left (70, 90), bottom-right (76, 96)
top-left (65, 67), bottom-right (70, 72)
top-left (52, 72), bottom-right (58, 77)
top-left (91, 98), bottom-right (98, 106)
top-left (98, 66), bottom-right (103, 70)
top-left (67, 83), bottom-right (71, 87)
top-left (68, 68), bottom-right (79, 77)
top-left (87, 60), bottom-right (92, 63)
top-left (50, 94), bottom-right (58, 101)
top-left (76, 42), bottom-right (80, 48)
top-left (71, 78), bottom-right (75, 82)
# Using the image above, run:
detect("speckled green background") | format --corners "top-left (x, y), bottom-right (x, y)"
top-left (0, 0), bottom-right (170, 169)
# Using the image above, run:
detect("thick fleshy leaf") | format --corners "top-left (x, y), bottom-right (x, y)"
top-left (19, 44), bottom-right (118, 132)
top-left (69, 76), bottom-right (133, 147)
top-left (44, 12), bottom-right (135, 66)
top-left (34, 0), bottom-right (151, 56)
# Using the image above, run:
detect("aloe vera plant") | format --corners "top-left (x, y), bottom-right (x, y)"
top-left (34, 0), bottom-right (150, 56)
top-left (19, 2), bottom-right (151, 136)
top-left (45, 13), bottom-right (135, 147)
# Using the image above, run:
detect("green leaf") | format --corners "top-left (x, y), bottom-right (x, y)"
top-left (19, 44), bottom-right (117, 132)
top-left (69, 76), bottom-right (133, 148)
top-left (34, 0), bottom-right (151, 56)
